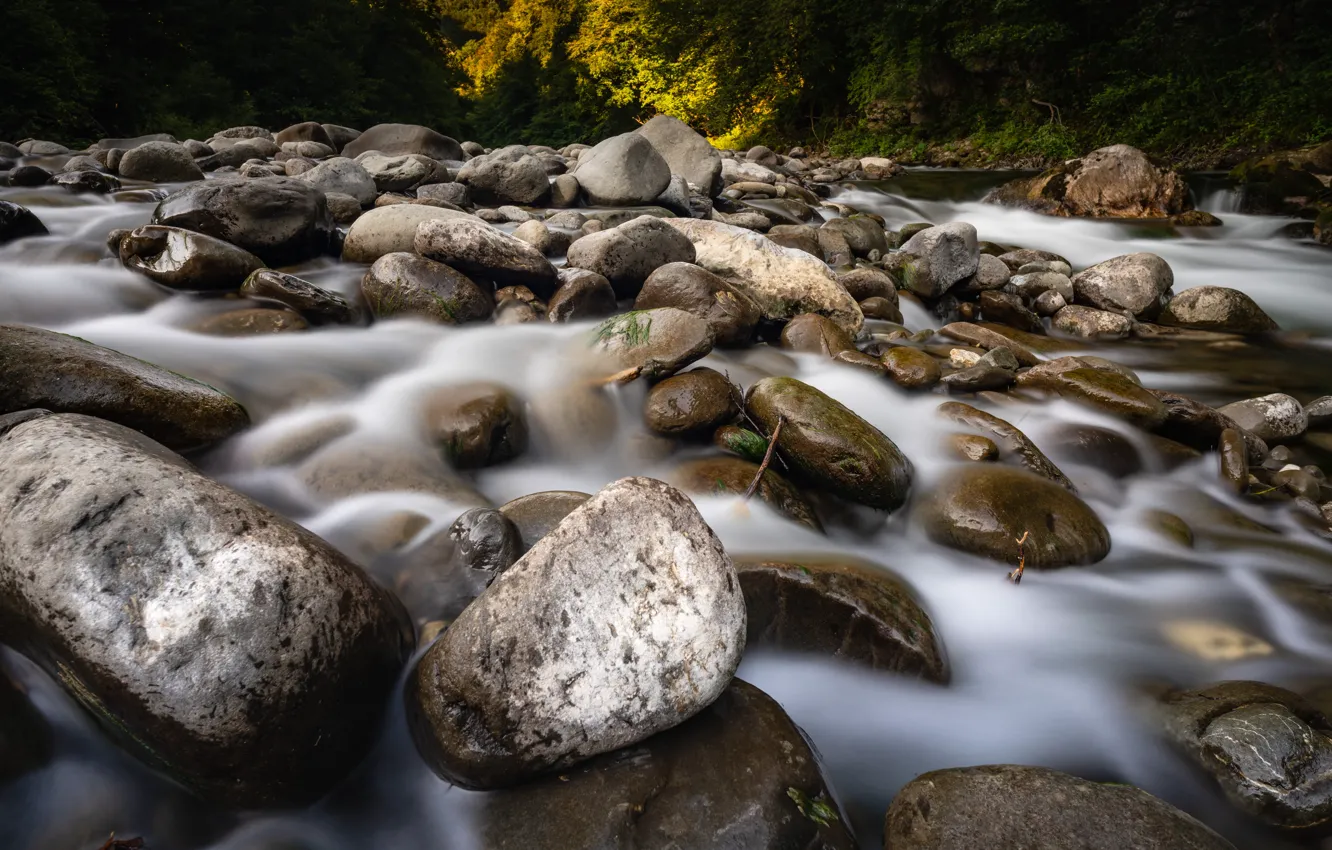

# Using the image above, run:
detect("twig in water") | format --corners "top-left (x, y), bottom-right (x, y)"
top-left (594, 366), bottom-right (642, 387)
top-left (744, 415), bottom-right (785, 500)
top-left (1008, 530), bottom-right (1030, 584)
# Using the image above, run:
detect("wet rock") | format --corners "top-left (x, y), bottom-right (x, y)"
top-left (885, 764), bottom-right (1234, 850)
top-left (1218, 393), bottom-right (1307, 442)
top-left (341, 123), bottom-right (463, 161)
top-left (362, 252), bottom-right (493, 324)
top-left (565, 215), bottom-right (696, 298)
top-left (917, 465), bottom-right (1110, 567)
top-left (54, 170), bottom-right (120, 193)
top-left (0, 200), bottom-right (50, 244)
top-left (643, 368), bottom-right (739, 438)
top-left (0, 413), bottom-right (411, 807)
top-left (997, 248), bottom-right (1068, 271)
top-left (457, 149), bottom-right (549, 205)
top-left (299, 438), bottom-right (489, 507)
top-left (634, 261), bottom-right (762, 347)
top-left (117, 140), bottom-right (204, 183)
top-left (937, 401), bottom-right (1074, 490)
top-left (839, 266), bottom-right (898, 303)
top-left (1036, 367), bottom-right (1168, 429)
top-left (780, 313), bottom-right (856, 357)
top-left (941, 364), bottom-right (1014, 393)
top-left (590, 308), bottom-right (713, 379)
top-left (938, 322), bottom-right (1039, 366)
top-left (737, 558), bottom-right (947, 680)
top-left (665, 218), bottom-right (863, 334)
top-left (980, 290), bottom-right (1043, 333)
top-left (957, 253), bottom-right (1012, 293)
top-left (448, 508), bottom-right (521, 588)
top-left (767, 223), bottom-right (822, 257)
top-left (635, 114), bottom-right (723, 196)
top-left (746, 376), bottom-right (912, 511)
top-left (239, 269), bottom-right (355, 325)
top-left (1218, 428), bottom-right (1249, 493)
top-left (1011, 270), bottom-right (1075, 303)
top-left (1148, 389), bottom-right (1268, 462)
top-left (574, 132), bottom-right (671, 205)
top-left (986, 145), bottom-right (1191, 219)
top-left (341, 204), bottom-right (473, 264)
top-left (1046, 424), bottom-right (1147, 478)
top-left (860, 296), bottom-right (903, 322)
top-left (822, 216), bottom-right (888, 257)
top-left (294, 157), bottom-right (376, 206)
top-left (1033, 289), bottom-right (1067, 315)
top-left (547, 268), bottom-right (617, 322)
top-left (882, 347), bottom-right (942, 390)
top-left (0, 325), bottom-right (248, 451)
top-left (153, 177), bottom-right (335, 266)
top-left (474, 679), bottom-right (854, 850)
top-left (406, 477), bottom-right (746, 789)
top-left (498, 491), bottom-right (591, 553)
top-left (1159, 681), bottom-right (1332, 831)
top-left (1072, 252), bottom-right (1173, 317)
top-left (118, 224), bottom-right (265, 291)
top-left (415, 216), bottom-right (559, 295)
top-left (8, 165), bottom-right (53, 187)
top-left (949, 433), bottom-right (1000, 461)
top-left (670, 456), bottom-right (822, 531)
top-left (421, 381), bottom-right (527, 468)
top-left (1160, 286), bottom-right (1279, 334)
top-left (899, 222), bottom-right (980, 297)
top-left (192, 308), bottom-right (308, 336)
top-left (1052, 304), bottom-right (1133, 339)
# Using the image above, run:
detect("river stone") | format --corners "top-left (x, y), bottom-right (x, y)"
top-left (634, 261), bottom-right (762, 347)
top-left (938, 322), bottom-right (1039, 366)
top-left (341, 123), bottom-right (463, 161)
top-left (319, 124), bottom-right (360, 153)
top-left (575, 133), bottom-right (672, 205)
top-left (1218, 393), bottom-right (1307, 442)
top-left (239, 269), bottom-right (355, 325)
top-left (406, 477), bottom-right (746, 789)
top-left (362, 252), bottom-right (493, 324)
top-left (192, 308), bottom-right (308, 337)
top-left (1072, 252), bottom-right (1173, 317)
top-left (0, 325), bottom-right (248, 451)
top-left (547, 267), bottom-right (617, 322)
top-left (822, 216), bottom-right (888, 257)
top-left (746, 376), bottom-right (912, 511)
top-left (566, 215), bottom-right (696, 298)
top-left (917, 465), bottom-right (1109, 567)
top-left (635, 114), bottom-right (723, 196)
top-left (591, 308), bottom-right (714, 380)
top-left (940, 364), bottom-right (1014, 393)
top-left (1146, 389), bottom-right (1268, 462)
top-left (0, 201), bottom-right (49, 245)
top-left (644, 368), bottom-right (740, 437)
top-left (1159, 681), bottom-right (1332, 831)
top-left (119, 224), bottom-right (265, 291)
top-left (414, 216), bottom-right (559, 295)
top-left (885, 764), bottom-right (1235, 850)
top-left (54, 170), bottom-right (120, 193)
top-left (153, 177), bottom-right (335, 266)
top-left (117, 141), bottom-right (204, 183)
top-left (1033, 367), bottom-right (1169, 429)
top-left (882, 347), bottom-right (942, 390)
top-left (899, 222), bottom-right (980, 298)
top-left (780, 313), bottom-right (856, 357)
top-left (473, 679), bottom-right (854, 850)
top-left (341, 204), bottom-right (473, 263)
top-left (295, 157), bottom-right (376, 206)
top-left (957, 253), bottom-right (1012, 293)
top-left (1160, 286), bottom-right (1279, 334)
top-left (1052, 304), bottom-right (1133, 339)
top-left (767, 223), bottom-right (822, 257)
top-left (8, 165), bottom-right (53, 188)
top-left (669, 456), bottom-right (822, 532)
top-left (356, 152), bottom-right (436, 193)
top-left (299, 438), bottom-right (489, 507)
top-left (421, 381), bottom-right (527, 468)
top-left (274, 121), bottom-right (332, 148)
top-left (1218, 428), bottom-right (1248, 494)
top-left (665, 218), bottom-right (863, 334)
top-left (0, 414), bottom-right (411, 807)
top-left (498, 491), bottom-right (592, 553)
top-left (978, 290), bottom-right (1043, 333)
top-left (737, 558), bottom-right (947, 680)
top-left (936, 401), bottom-right (1074, 490)
top-left (457, 150), bottom-right (549, 205)
top-left (986, 145), bottom-right (1191, 219)
top-left (448, 508), bottom-right (521, 588)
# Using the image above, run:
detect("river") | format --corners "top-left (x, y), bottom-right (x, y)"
top-left (2, 167), bottom-right (1331, 850)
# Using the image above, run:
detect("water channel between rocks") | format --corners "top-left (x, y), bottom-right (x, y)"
top-left (3, 168), bottom-right (1332, 850)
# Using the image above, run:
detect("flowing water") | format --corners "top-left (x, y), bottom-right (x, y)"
top-left (3, 168), bottom-right (1332, 849)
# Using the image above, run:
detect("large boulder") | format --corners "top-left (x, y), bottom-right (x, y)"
top-left (0, 413), bottom-right (411, 807)
top-left (1159, 286), bottom-right (1279, 334)
top-left (118, 141), bottom-right (205, 183)
top-left (118, 224), bottom-right (265, 291)
top-left (985, 144), bottom-right (1191, 218)
top-left (574, 133), bottom-right (672, 206)
top-left (634, 261), bottom-right (763, 347)
top-left (406, 477), bottom-right (746, 789)
top-left (274, 121), bottom-right (333, 148)
top-left (566, 215), bottom-right (696, 297)
top-left (885, 764), bottom-right (1235, 849)
top-left (0, 324), bottom-right (248, 451)
top-left (899, 222), bottom-right (980, 298)
top-left (414, 216), bottom-right (559, 295)
top-left (457, 148), bottom-right (550, 205)
top-left (746, 377), bottom-right (912, 511)
top-left (664, 218), bottom-right (863, 334)
top-left (152, 177), bottom-right (335, 266)
top-left (341, 204), bottom-right (474, 264)
top-left (341, 123), bottom-right (464, 161)
top-left (1072, 252), bottom-right (1174, 317)
top-left (635, 115), bottom-right (723, 196)
top-left (362, 252), bottom-right (494, 325)
top-left (355, 151), bottom-right (438, 193)
top-left (295, 157), bottom-right (377, 206)
top-left (0, 200), bottom-right (49, 244)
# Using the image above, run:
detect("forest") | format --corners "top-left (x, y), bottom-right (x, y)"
top-left (3, 0), bottom-right (1330, 164)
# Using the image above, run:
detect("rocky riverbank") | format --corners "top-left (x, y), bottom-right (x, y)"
top-left (2, 119), bottom-right (1332, 849)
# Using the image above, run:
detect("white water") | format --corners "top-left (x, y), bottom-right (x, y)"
top-left (2, 173), bottom-right (1332, 850)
